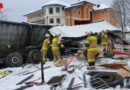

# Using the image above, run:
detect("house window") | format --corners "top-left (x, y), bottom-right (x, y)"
top-left (102, 11), bottom-right (104, 14)
top-left (57, 18), bottom-right (60, 24)
top-left (30, 16), bottom-right (33, 22)
top-left (73, 9), bottom-right (76, 14)
top-left (56, 7), bottom-right (60, 13)
top-left (49, 7), bottom-right (53, 14)
top-left (50, 18), bottom-right (54, 24)
top-left (79, 10), bottom-right (81, 15)
top-left (88, 5), bottom-right (90, 9)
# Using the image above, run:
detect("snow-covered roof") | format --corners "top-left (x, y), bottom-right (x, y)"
top-left (49, 21), bottom-right (121, 38)
top-left (24, 9), bottom-right (44, 16)
top-left (93, 4), bottom-right (110, 11)
top-left (65, 0), bottom-right (95, 9)
top-left (43, 0), bottom-right (70, 7)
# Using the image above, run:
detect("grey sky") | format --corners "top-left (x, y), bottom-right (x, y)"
top-left (1, 0), bottom-right (113, 22)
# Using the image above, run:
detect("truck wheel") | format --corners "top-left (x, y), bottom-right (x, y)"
top-left (90, 72), bottom-right (124, 89)
top-left (28, 49), bottom-right (41, 64)
top-left (5, 52), bottom-right (23, 67)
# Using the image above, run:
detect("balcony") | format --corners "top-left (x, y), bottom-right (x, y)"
top-left (28, 16), bottom-right (45, 23)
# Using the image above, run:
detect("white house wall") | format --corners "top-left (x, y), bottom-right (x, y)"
top-left (44, 5), bottom-right (66, 25)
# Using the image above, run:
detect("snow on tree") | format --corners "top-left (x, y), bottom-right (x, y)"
top-left (112, 0), bottom-right (130, 32)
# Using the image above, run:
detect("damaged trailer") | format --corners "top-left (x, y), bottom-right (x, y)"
top-left (49, 21), bottom-right (130, 58)
top-left (0, 20), bottom-right (53, 67)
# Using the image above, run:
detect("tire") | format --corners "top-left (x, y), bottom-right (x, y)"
top-left (90, 72), bottom-right (124, 89)
top-left (5, 52), bottom-right (23, 67)
top-left (28, 49), bottom-right (41, 64)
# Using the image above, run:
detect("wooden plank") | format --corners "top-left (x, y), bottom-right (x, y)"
top-left (117, 68), bottom-right (130, 78)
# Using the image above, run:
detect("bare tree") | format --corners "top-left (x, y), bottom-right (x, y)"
top-left (112, 0), bottom-right (130, 32)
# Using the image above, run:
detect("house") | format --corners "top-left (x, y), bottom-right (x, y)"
top-left (24, 0), bottom-right (69, 25)
top-left (24, 0), bottom-right (120, 28)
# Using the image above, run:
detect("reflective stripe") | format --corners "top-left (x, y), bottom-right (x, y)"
top-left (90, 36), bottom-right (97, 40)
top-left (87, 48), bottom-right (98, 51)
top-left (42, 47), bottom-right (47, 50)
top-left (43, 58), bottom-right (46, 62)
top-left (53, 59), bottom-right (57, 62)
top-left (102, 34), bottom-right (107, 38)
top-left (52, 38), bottom-right (57, 42)
top-left (61, 44), bottom-right (64, 48)
top-left (86, 41), bottom-right (90, 44)
top-left (101, 42), bottom-right (107, 45)
top-left (58, 41), bottom-right (61, 44)
top-left (88, 59), bottom-right (95, 62)
top-left (52, 47), bottom-right (59, 50)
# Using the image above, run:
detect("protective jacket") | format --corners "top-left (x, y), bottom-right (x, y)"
top-left (52, 37), bottom-right (64, 62)
top-left (52, 37), bottom-right (64, 50)
top-left (85, 35), bottom-right (98, 63)
top-left (101, 33), bottom-right (108, 45)
top-left (42, 38), bottom-right (50, 50)
top-left (42, 38), bottom-right (50, 62)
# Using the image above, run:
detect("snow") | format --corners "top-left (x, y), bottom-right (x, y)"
top-left (0, 56), bottom-right (130, 90)
top-left (43, 0), bottom-right (70, 7)
top-left (49, 21), bottom-right (121, 37)
top-left (93, 4), bottom-right (110, 11)
top-left (65, 0), bottom-right (96, 9)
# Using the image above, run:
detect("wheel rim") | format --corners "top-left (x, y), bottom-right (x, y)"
top-left (34, 52), bottom-right (41, 60)
top-left (11, 57), bottom-right (19, 64)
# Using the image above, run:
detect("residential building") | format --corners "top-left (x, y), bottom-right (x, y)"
top-left (24, 0), bottom-right (68, 25)
top-left (24, 0), bottom-right (120, 28)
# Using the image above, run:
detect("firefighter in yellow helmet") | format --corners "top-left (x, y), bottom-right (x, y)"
top-left (101, 30), bottom-right (108, 45)
top-left (85, 31), bottom-right (98, 68)
top-left (42, 34), bottom-right (51, 63)
top-left (52, 32), bottom-right (64, 62)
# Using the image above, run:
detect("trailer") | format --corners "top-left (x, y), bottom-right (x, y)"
top-left (0, 20), bottom-right (52, 67)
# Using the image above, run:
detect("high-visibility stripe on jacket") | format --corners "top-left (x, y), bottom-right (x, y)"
top-left (42, 38), bottom-right (50, 50)
top-left (52, 37), bottom-right (64, 50)
top-left (85, 36), bottom-right (98, 52)
top-left (101, 33), bottom-right (108, 45)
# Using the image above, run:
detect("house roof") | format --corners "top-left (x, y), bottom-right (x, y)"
top-left (24, 9), bottom-right (44, 16)
top-left (43, 0), bottom-right (70, 7)
top-left (49, 21), bottom-right (121, 38)
top-left (65, 0), bottom-right (96, 9)
top-left (93, 4), bottom-right (110, 11)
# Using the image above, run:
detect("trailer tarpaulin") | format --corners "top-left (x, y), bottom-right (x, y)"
top-left (49, 21), bottom-right (121, 38)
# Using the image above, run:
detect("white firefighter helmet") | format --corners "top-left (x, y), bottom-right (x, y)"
top-left (86, 30), bottom-right (92, 35)
top-left (45, 34), bottom-right (50, 38)
top-left (55, 32), bottom-right (61, 37)
top-left (103, 30), bottom-right (107, 33)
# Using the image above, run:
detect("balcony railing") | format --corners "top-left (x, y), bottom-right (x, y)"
top-left (28, 16), bottom-right (45, 23)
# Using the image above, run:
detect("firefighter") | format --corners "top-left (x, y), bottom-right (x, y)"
top-left (101, 30), bottom-right (108, 53)
top-left (42, 34), bottom-right (51, 63)
top-left (101, 30), bottom-right (108, 45)
top-left (85, 31), bottom-right (98, 68)
top-left (52, 32), bottom-right (64, 62)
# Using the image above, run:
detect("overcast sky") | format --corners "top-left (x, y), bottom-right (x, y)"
top-left (0, 0), bottom-right (113, 22)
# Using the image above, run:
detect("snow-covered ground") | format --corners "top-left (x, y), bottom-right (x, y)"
top-left (0, 56), bottom-right (130, 90)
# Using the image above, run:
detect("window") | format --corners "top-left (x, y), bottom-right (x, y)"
top-left (56, 7), bottom-right (60, 13)
top-left (73, 9), bottom-right (76, 14)
top-left (79, 10), bottom-right (81, 15)
top-left (57, 18), bottom-right (60, 24)
top-left (49, 7), bottom-right (53, 14)
top-left (30, 16), bottom-right (33, 22)
top-left (50, 18), bottom-right (54, 24)
top-left (102, 11), bottom-right (104, 14)
top-left (88, 5), bottom-right (90, 9)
